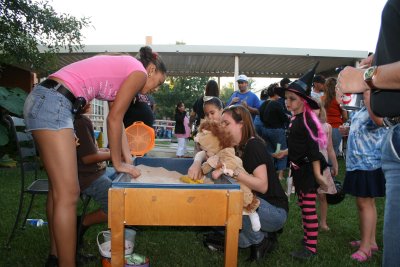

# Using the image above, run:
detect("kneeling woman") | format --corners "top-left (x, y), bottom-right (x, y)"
top-left (221, 105), bottom-right (288, 260)
top-left (191, 105), bottom-right (288, 261)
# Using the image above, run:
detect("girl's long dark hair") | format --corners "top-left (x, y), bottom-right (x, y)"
top-left (323, 77), bottom-right (337, 110)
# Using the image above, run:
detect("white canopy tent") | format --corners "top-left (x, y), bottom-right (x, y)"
top-left (44, 44), bottom-right (368, 146)
top-left (49, 44), bottom-right (368, 86)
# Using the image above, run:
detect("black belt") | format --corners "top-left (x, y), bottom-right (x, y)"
top-left (40, 79), bottom-right (76, 103)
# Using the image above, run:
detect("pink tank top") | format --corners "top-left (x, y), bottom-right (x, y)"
top-left (50, 55), bottom-right (146, 102)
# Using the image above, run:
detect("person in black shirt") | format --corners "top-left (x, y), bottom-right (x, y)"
top-left (274, 63), bottom-right (329, 260)
top-left (123, 94), bottom-right (155, 128)
top-left (221, 105), bottom-right (288, 261)
top-left (258, 84), bottom-right (289, 180)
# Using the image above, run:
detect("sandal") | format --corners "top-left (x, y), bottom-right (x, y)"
top-left (351, 249), bottom-right (371, 262)
top-left (349, 240), bottom-right (379, 251)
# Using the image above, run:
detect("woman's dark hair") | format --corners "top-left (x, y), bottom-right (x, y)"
top-left (204, 80), bottom-right (219, 97)
top-left (260, 88), bottom-right (269, 100)
top-left (137, 46), bottom-right (167, 73)
top-left (175, 101), bottom-right (184, 113)
top-left (323, 77), bottom-right (337, 110)
top-left (267, 83), bottom-right (279, 97)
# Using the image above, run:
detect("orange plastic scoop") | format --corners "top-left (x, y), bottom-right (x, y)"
top-left (125, 121), bottom-right (155, 157)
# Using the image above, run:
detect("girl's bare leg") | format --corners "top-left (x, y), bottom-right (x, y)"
top-left (317, 193), bottom-right (329, 230)
top-left (46, 184), bottom-right (57, 256)
top-left (33, 129), bottom-right (80, 267)
top-left (356, 197), bottom-right (377, 252)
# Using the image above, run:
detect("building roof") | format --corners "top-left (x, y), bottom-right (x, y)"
top-left (46, 44), bottom-right (368, 78)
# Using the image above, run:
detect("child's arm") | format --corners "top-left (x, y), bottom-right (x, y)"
top-left (272, 149), bottom-right (288, 159)
top-left (188, 150), bottom-right (206, 180)
top-left (81, 150), bottom-right (111, 165)
top-left (326, 125), bottom-right (338, 177)
top-left (312, 160), bottom-right (328, 191)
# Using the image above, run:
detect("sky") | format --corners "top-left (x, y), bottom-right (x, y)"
top-left (49, 0), bottom-right (388, 92)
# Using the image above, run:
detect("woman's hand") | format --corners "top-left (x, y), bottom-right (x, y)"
top-left (115, 162), bottom-right (141, 178)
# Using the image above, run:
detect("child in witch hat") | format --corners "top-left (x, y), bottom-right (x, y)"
top-left (273, 62), bottom-right (329, 259)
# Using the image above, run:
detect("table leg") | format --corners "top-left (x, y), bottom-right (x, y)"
top-left (224, 191), bottom-right (243, 267)
top-left (109, 189), bottom-right (125, 267)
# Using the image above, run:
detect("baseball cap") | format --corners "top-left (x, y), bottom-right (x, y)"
top-left (236, 74), bottom-right (248, 82)
top-left (313, 75), bottom-right (326, 84)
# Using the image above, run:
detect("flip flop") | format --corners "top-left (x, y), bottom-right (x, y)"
top-left (349, 240), bottom-right (379, 251)
top-left (351, 249), bottom-right (371, 262)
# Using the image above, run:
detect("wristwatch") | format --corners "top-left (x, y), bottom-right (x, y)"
top-left (363, 66), bottom-right (378, 89)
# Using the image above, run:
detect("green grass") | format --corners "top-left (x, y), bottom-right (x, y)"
top-left (0, 158), bottom-right (383, 266)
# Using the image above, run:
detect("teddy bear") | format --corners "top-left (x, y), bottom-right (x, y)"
top-left (194, 120), bottom-right (261, 232)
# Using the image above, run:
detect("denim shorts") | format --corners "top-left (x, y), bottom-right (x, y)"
top-left (23, 85), bottom-right (74, 131)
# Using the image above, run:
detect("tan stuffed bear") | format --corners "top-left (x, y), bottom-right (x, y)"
top-left (194, 120), bottom-right (261, 232)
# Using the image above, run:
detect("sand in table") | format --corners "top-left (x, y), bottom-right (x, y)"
top-left (130, 165), bottom-right (185, 184)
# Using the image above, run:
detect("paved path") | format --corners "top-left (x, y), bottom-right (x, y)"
top-left (147, 142), bottom-right (194, 158)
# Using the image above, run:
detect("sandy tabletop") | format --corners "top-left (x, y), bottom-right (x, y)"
top-left (130, 165), bottom-right (214, 184)
top-left (130, 165), bottom-right (185, 184)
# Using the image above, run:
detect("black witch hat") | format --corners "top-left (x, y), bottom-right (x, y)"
top-left (285, 62), bottom-right (320, 109)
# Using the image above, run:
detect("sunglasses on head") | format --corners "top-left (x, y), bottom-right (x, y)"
top-left (225, 105), bottom-right (243, 120)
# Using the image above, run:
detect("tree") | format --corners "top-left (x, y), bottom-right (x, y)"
top-left (220, 82), bottom-right (234, 105)
top-left (0, 0), bottom-right (90, 74)
top-left (153, 76), bottom-right (209, 119)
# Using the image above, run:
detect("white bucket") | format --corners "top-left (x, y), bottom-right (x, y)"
top-left (102, 228), bottom-right (136, 244)
top-left (97, 229), bottom-right (135, 258)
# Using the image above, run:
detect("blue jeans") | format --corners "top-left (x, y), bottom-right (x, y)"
top-left (239, 198), bottom-right (287, 248)
top-left (82, 167), bottom-right (115, 214)
top-left (331, 128), bottom-right (342, 156)
top-left (261, 128), bottom-right (288, 171)
top-left (382, 124), bottom-right (400, 267)
top-left (253, 115), bottom-right (264, 137)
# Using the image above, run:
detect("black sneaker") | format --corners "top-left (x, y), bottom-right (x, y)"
top-left (203, 232), bottom-right (225, 252)
top-left (76, 252), bottom-right (97, 266)
top-left (246, 237), bottom-right (272, 262)
top-left (76, 216), bottom-right (89, 249)
top-left (44, 255), bottom-right (58, 267)
top-left (290, 248), bottom-right (316, 260)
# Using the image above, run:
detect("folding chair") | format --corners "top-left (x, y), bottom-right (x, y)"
top-left (4, 115), bottom-right (48, 248)
top-left (4, 115), bottom-right (91, 249)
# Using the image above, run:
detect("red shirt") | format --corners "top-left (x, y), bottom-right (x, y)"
top-left (322, 96), bottom-right (344, 128)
